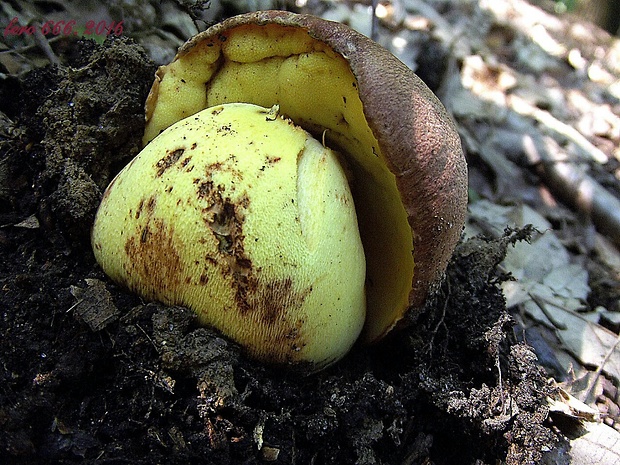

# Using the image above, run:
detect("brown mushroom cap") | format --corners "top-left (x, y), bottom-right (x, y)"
top-left (143, 11), bottom-right (467, 343)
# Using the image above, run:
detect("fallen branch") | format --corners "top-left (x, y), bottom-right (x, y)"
top-left (522, 133), bottom-right (620, 246)
top-left (509, 94), bottom-right (609, 164)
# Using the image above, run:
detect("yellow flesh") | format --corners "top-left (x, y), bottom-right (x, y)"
top-left (93, 103), bottom-right (366, 367)
top-left (144, 24), bottom-right (415, 342)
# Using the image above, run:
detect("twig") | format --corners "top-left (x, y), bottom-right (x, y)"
top-left (32, 22), bottom-right (60, 66)
top-left (581, 332), bottom-right (620, 404)
top-left (371, 0), bottom-right (379, 41)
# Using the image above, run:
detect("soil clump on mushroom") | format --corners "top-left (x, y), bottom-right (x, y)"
top-left (1, 36), bottom-right (559, 464)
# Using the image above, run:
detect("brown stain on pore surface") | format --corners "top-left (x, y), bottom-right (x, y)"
top-left (249, 278), bottom-right (313, 363)
top-left (195, 165), bottom-right (312, 363)
top-left (123, 195), bottom-right (183, 302)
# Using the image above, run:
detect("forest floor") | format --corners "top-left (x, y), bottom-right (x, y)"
top-left (1, 0), bottom-right (619, 464)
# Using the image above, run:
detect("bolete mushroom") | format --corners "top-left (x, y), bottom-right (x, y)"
top-left (93, 102), bottom-right (366, 367)
top-left (91, 11), bottom-right (467, 371)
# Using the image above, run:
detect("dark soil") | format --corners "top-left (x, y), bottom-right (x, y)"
top-left (1, 36), bottom-right (560, 464)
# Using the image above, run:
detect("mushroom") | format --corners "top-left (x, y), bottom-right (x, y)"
top-left (92, 102), bottom-right (366, 368)
top-left (91, 11), bottom-right (467, 371)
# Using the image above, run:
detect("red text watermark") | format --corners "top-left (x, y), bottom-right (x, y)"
top-left (4, 17), bottom-right (124, 37)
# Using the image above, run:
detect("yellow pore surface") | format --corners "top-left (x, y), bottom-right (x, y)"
top-left (92, 103), bottom-right (366, 368)
top-left (144, 24), bottom-right (415, 343)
